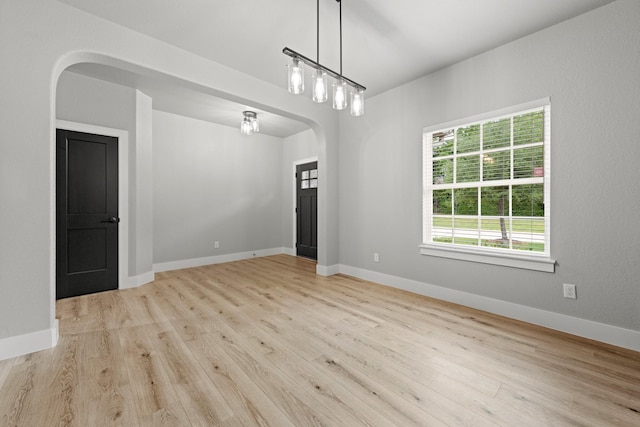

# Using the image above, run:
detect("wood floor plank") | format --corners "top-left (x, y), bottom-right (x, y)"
top-left (232, 304), bottom-right (420, 426)
top-left (173, 318), bottom-right (297, 427)
top-left (1, 254), bottom-right (639, 426)
top-left (28, 333), bottom-right (81, 427)
top-left (493, 382), bottom-right (601, 427)
top-left (71, 328), bottom-right (136, 426)
top-left (237, 297), bottom-right (518, 426)
top-left (118, 322), bottom-right (192, 426)
top-left (300, 321), bottom-right (501, 426)
top-left (0, 352), bottom-right (42, 426)
top-left (195, 331), bottom-right (299, 427)
top-left (0, 356), bottom-right (15, 391)
top-left (205, 322), bottom-right (337, 426)
top-left (152, 323), bottom-right (234, 425)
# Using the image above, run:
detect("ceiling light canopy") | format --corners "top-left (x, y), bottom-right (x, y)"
top-left (283, 0), bottom-right (365, 117)
top-left (240, 111), bottom-right (259, 135)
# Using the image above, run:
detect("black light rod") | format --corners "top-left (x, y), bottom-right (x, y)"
top-left (338, 0), bottom-right (342, 76)
top-left (283, 47), bottom-right (366, 92)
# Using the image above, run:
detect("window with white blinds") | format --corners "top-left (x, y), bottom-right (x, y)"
top-left (422, 100), bottom-right (553, 270)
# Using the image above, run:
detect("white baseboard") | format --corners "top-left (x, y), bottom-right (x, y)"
top-left (120, 271), bottom-right (155, 289)
top-left (338, 264), bottom-right (640, 352)
top-left (317, 264), bottom-right (340, 277)
top-left (153, 247), bottom-right (287, 273)
top-left (154, 249), bottom-right (343, 279)
top-left (0, 319), bottom-right (59, 361)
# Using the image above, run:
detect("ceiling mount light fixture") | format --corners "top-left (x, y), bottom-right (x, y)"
top-left (240, 111), bottom-right (259, 135)
top-left (283, 0), bottom-right (365, 116)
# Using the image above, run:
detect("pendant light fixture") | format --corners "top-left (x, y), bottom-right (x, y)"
top-left (312, 68), bottom-right (328, 103)
top-left (332, 80), bottom-right (347, 110)
top-left (287, 58), bottom-right (304, 94)
top-left (240, 111), bottom-right (259, 135)
top-left (283, 0), bottom-right (365, 116)
top-left (350, 87), bottom-right (364, 116)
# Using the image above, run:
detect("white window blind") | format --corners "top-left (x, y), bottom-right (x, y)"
top-left (423, 100), bottom-right (551, 264)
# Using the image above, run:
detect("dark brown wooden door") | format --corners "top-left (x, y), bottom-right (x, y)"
top-left (296, 161), bottom-right (318, 260)
top-left (56, 129), bottom-right (119, 299)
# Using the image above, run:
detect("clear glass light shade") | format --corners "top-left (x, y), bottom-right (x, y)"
top-left (240, 111), bottom-right (259, 135)
top-left (240, 118), bottom-right (253, 135)
top-left (350, 88), bottom-right (365, 116)
top-left (332, 79), bottom-right (348, 110)
top-left (287, 59), bottom-right (304, 94)
top-left (312, 69), bottom-right (328, 103)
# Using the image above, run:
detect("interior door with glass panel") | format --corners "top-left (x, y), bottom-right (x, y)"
top-left (296, 161), bottom-right (318, 260)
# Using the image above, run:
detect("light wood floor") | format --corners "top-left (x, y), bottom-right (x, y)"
top-left (1, 255), bottom-right (638, 426)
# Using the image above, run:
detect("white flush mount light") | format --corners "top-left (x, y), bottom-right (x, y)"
top-left (283, 0), bottom-right (366, 116)
top-left (240, 111), bottom-right (259, 135)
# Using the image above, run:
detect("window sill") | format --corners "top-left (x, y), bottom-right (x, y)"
top-left (419, 244), bottom-right (556, 273)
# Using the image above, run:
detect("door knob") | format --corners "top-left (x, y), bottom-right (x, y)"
top-left (101, 217), bottom-right (120, 223)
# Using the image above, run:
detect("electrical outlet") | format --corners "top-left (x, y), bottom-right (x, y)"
top-left (214, 241), bottom-right (220, 249)
top-left (374, 253), bottom-right (380, 263)
top-left (563, 283), bottom-right (577, 299)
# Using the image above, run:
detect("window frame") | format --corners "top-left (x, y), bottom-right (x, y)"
top-left (421, 98), bottom-right (555, 272)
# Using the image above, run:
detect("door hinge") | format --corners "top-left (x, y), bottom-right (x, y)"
top-left (295, 172), bottom-right (298, 178)
top-left (295, 207), bottom-right (297, 213)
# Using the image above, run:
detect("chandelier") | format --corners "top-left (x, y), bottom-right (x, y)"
top-left (283, 0), bottom-right (365, 116)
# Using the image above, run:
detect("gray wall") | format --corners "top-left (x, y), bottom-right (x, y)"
top-left (2, 0), bottom-right (636, 354)
top-left (56, 71), bottom-right (154, 278)
top-left (57, 72), bottom-right (138, 275)
top-left (152, 110), bottom-right (285, 263)
top-left (57, 73), bottom-right (298, 270)
top-left (57, 72), bottom-right (306, 268)
top-left (57, 72), bottom-right (136, 131)
top-left (338, 0), bottom-right (640, 331)
top-left (134, 91), bottom-right (154, 276)
top-left (0, 0), bottom-right (339, 349)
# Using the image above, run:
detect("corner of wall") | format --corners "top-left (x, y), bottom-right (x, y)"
top-left (316, 264), bottom-right (340, 276)
top-left (0, 321), bottom-right (59, 362)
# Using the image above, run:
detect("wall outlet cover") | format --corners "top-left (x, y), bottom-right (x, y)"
top-left (563, 283), bottom-right (577, 299)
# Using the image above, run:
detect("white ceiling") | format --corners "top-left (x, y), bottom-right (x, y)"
top-left (59, 0), bottom-right (614, 137)
top-left (66, 62), bottom-right (311, 138)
